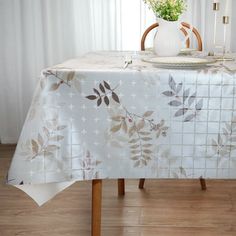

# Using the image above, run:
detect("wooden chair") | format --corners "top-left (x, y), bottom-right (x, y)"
top-left (139, 22), bottom-right (206, 191)
top-left (141, 22), bottom-right (203, 51)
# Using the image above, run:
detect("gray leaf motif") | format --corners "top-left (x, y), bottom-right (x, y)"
top-left (175, 108), bottom-right (188, 117)
top-left (176, 83), bottom-right (183, 93)
top-left (169, 76), bottom-right (176, 91)
top-left (225, 123), bottom-right (232, 132)
top-left (195, 99), bottom-right (203, 110)
top-left (222, 128), bottom-right (228, 136)
top-left (179, 166), bottom-right (187, 177)
top-left (184, 114), bottom-right (196, 122)
top-left (218, 134), bottom-right (223, 146)
top-left (212, 139), bottom-right (218, 147)
top-left (162, 91), bottom-right (175, 97)
top-left (188, 92), bottom-right (197, 106)
top-left (183, 88), bottom-right (190, 103)
top-left (168, 100), bottom-right (182, 107)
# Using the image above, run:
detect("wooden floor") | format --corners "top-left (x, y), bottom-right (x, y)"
top-left (1, 145), bottom-right (236, 236)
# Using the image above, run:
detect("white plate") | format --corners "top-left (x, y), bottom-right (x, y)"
top-left (213, 55), bottom-right (235, 62)
top-left (142, 56), bottom-right (216, 69)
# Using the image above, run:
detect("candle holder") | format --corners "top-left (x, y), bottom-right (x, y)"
top-left (223, 16), bottom-right (229, 54)
top-left (219, 15), bottom-right (234, 61)
top-left (213, 3), bottom-right (220, 46)
top-left (211, 3), bottom-right (224, 57)
top-left (212, 3), bottom-right (234, 62)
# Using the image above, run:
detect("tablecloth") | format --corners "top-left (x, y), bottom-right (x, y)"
top-left (7, 51), bottom-right (236, 205)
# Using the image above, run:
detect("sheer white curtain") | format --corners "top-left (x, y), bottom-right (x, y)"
top-left (0, 0), bottom-right (77, 143)
top-left (0, 0), bottom-right (235, 143)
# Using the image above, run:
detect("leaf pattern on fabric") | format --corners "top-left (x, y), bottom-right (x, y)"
top-left (211, 117), bottom-right (236, 158)
top-left (19, 117), bottom-right (66, 160)
top-left (109, 107), bottom-right (169, 167)
top-left (86, 81), bottom-right (120, 106)
top-left (79, 151), bottom-right (102, 180)
top-left (43, 69), bottom-right (85, 92)
top-left (171, 167), bottom-right (188, 178)
top-left (86, 81), bottom-right (168, 167)
top-left (162, 75), bottom-right (203, 122)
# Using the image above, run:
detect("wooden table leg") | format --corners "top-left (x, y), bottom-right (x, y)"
top-left (139, 178), bottom-right (145, 189)
top-left (92, 179), bottom-right (102, 236)
top-left (118, 178), bottom-right (125, 196)
top-left (199, 177), bottom-right (207, 191)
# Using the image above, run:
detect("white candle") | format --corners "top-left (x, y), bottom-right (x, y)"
top-left (213, 11), bottom-right (217, 45)
top-left (224, 0), bottom-right (229, 16)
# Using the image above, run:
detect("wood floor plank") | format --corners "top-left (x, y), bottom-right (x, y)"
top-left (1, 144), bottom-right (236, 235)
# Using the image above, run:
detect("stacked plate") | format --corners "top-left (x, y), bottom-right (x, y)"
top-left (142, 56), bottom-right (217, 69)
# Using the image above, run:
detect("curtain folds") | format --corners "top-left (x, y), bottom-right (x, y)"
top-left (0, 0), bottom-right (235, 143)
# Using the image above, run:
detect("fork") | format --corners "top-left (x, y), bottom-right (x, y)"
top-left (123, 55), bottom-right (132, 69)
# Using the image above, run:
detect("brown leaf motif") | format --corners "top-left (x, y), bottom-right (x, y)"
top-left (112, 92), bottom-right (120, 103)
top-left (67, 71), bottom-right (75, 82)
top-left (49, 83), bottom-right (60, 91)
top-left (104, 81), bottom-right (111, 90)
top-left (93, 88), bottom-right (100, 96)
top-left (31, 139), bottom-right (39, 154)
top-left (44, 70), bottom-right (86, 93)
top-left (143, 111), bottom-right (154, 117)
top-left (99, 83), bottom-right (105, 93)
top-left (97, 97), bottom-right (102, 106)
top-left (20, 118), bottom-right (67, 160)
top-left (85, 81), bottom-right (120, 107)
top-left (45, 70), bottom-right (77, 91)
top-left (110, 124), bottom-right (122, 133)
top-left (86, 95), bottom-right (97, 100)
top-left (109, 106), bottom-right (168, 167)
top-left (104, 96), bottom-right (109, 105)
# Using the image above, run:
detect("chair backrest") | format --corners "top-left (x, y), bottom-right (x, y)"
top-left (141, 22), bottom-right (203, 51)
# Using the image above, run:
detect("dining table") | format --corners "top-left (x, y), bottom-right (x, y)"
top-left (7, 50), bottom-right (236, 236)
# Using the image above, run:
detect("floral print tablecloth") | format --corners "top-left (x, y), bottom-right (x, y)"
top-left (7, 51), bottom-right (236, 205)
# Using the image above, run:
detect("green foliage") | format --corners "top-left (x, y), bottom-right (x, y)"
top-left (143, 0), bottom-right (186, 21)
